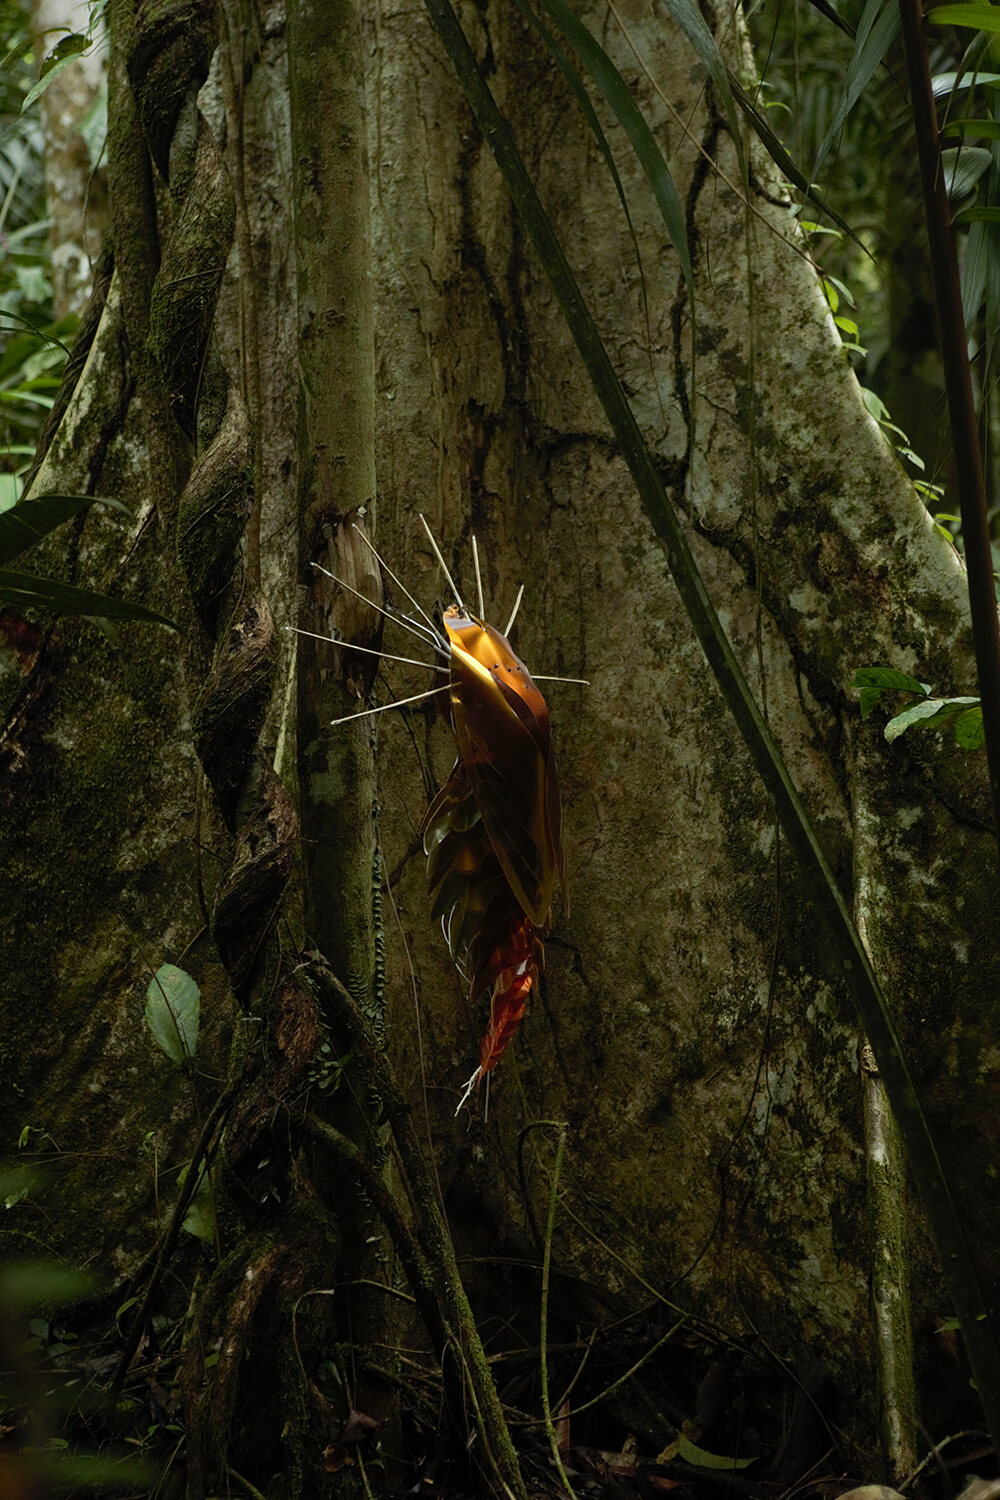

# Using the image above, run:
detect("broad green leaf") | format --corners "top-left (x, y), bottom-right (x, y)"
top-left (677, 1435), bottom-right (755, 1470)
top-left (144, 963), bottom-right (200, 1064)
top-left (536, 0), bottom-right (693, 294)
top-left (885, 696), bottom-right (980, 741)
top-left (22, 34), bottom-right (90, 111)
top-left (0, 568), bottom-right (179, 627)
top-left (955, 703), bottom-right (986, 747)
top-left (0, 492), bottom-right (128, 564)
top-left (825, 274), bottom-right (856, 305)
top-left (933, 70), bottom-right (1000, 95)
top-left (854, 665), bottom-right (931, 719)
top-left (0, 474), bottom-right (23, 512)
top-left (853, 666), bottom-right (931, 691)
top-left (943, 144), bottom-right (993, 195)
top-left (928, 5), bottom-right (1000, 30)
top-left (943, 117), bottom-right (1000, 137)
top-left (179, 1162), bottom-right (214, 1242)
top-left (861, 386), bottom-right (891, 421)
top-left (727, 75), bottom-right (870, 252)
top-left (961, 213), bottom-right (993, 322)
top-left (813, 0), bottom-right (900, 179)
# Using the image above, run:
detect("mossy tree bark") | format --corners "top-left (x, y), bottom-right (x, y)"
top-left (2, 0), bottom-right (999, 1489)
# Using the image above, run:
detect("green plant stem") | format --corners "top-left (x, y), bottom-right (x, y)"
top-left (112, 1085), bottom-right (235, 1392)
top-left (310, 959), bottom-right (528, 1500)
top-left (538, 1126), bottom-right (577, 1499)
top-left (421, 0), bottom-right (1000, 1445)
top-left (896, 0), bottom-right (1000, 850)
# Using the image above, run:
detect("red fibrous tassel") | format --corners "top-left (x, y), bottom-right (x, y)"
top-left (422, 604), bottom-right (565, 1102)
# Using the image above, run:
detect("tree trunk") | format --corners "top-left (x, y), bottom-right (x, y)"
top-left (3, 0), bottom-right (997, 1489)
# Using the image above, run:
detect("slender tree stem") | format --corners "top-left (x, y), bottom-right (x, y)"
top-left (897, 0), bottom-right (1000, 847)
top-left (539, 1126), bottom-right (577, 1500)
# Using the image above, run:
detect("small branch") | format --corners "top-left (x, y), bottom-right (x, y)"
top-left (539, 1125), bottom-right (577, 1499)
top-left (861, 1044), bottom-right (917, 1482)
top-left (896, 0), bottom-right (1000, 851)
top-left (302, 1112), bottom-right (449, 1358)
top-left (306, 958), bottom-right (528, 1500)
top-left (112, 1085), bottom-right (236, 1391)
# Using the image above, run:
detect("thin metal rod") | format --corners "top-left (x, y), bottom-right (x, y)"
top-left (504, 584), bottom-right (524, 637)
top-left (328, 685), bottom-right (449, 726)
top-left (419, 513), bottom-right (465, 610)
top-left (286, 625), bottom-right (447, 673)
top-left (897, 0), bottom-right (1000, 853)
top-left (472, 534), bottom-right (485, 618)
top-left (311, 561), bottom-right (441, 650)
top-left (351, 522), bottom-right (445, 646)
top-left (533, 673), bottom-right (590, 685)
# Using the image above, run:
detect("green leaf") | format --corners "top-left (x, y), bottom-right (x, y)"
top-left (885, 695), bottom-right (980, 741)
top-left (854, 666), bottom-right (931, 692)
top-left (0, 492), bottom-right (128, 564)
top-left (854, 665), bottom-right (931, 719)
top-left (0, 568), bottom-right (179, 627)
top-left (0, 474), bottom-right (23, 512)
top-left (654, 0), bottom-right (745, 177)
top-left (179, 1162), bottom-right (214, 1242)
top-left (955, 703), bottom-right (986, 748)
top-left (813, 0), bottom-right (901, 179)
top-left (928, 4), bottom-right (1000, 29)
top-left (677, 1434), bottom-right (755, 1470)
top-left (933, 69), bottom-right (1000, 94)
top-left (943, 116), bottom-right (1000, 138)
top-left (727, 75), bottom-right (870, 252)
top-left (942, 144), bottom-right (993, 195)
top-left (825, 274), bottom-right (856, 305)
top-left (955, 203), bottom-right (1000, 221)
top-left (144, 964), bottom-right (200, 1064)
top-left (22, 34), bottom-right (90, 111)
top-left (534, 0), bottom-right (693, 294)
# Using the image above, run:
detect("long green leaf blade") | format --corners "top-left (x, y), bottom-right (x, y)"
top-left (0, 568), bottom-right (179, 627)
top-left (535, 0), bottom-right (693, 292)
top-left (512, 0), bottom-right (640, 268)
top-left (813, 0), bottom-right (900, 178)
top-left (0, 492), bottom-right (128, 564)
top-left (654, 0), bottom-right (745, 177)
top-left (422, 0), bottom-right (1000, 1439)
top-left (928, 4), bottom-right (1000, 27)
top-left (727, 74), bottom-right (871, 251)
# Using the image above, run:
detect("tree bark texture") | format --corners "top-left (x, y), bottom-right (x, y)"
top-left (2, 0), bottom-right (997, 1485)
